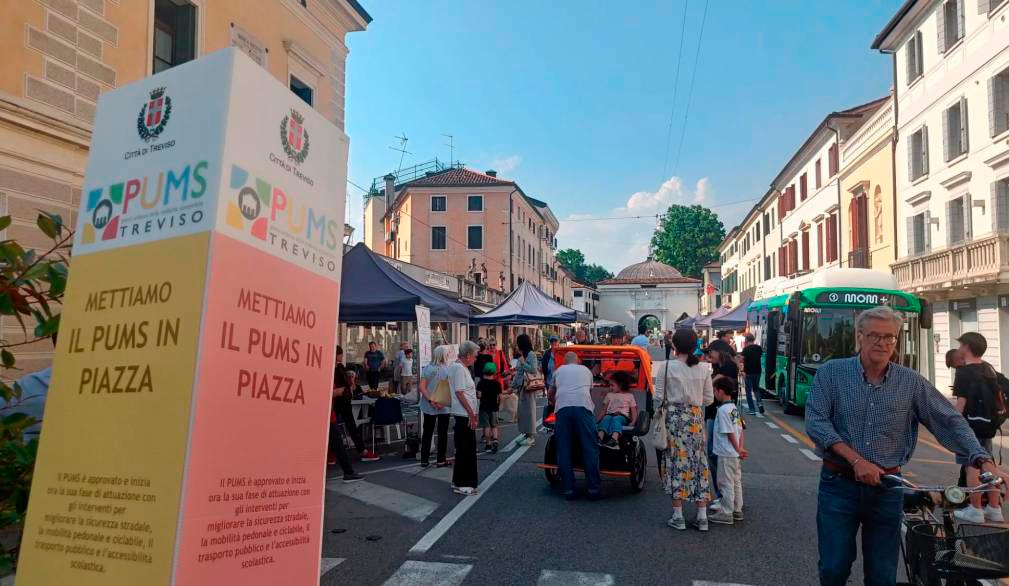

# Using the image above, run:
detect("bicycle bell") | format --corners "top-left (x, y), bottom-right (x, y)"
top-left (944, 486), bottom-right (966, 505)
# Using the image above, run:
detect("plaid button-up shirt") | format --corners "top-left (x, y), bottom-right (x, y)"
top-left (805, 357), bottom-right (987, 468)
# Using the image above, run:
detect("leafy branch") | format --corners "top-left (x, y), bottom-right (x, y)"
top-left (0, 211), bottom-right (71, 574)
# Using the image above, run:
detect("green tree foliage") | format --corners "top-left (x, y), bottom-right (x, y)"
top-left (649, 204), bottom-right (725, 279)
top-left (556, 248), bottom-right (613, 285)
top-left (0, 212), bottom-right (71, 572)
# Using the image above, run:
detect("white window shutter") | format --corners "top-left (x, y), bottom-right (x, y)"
top-left (917, 31), bottom-right (925, 75)
top-left (957, 0), bottom-right (966, 38)
top-left (924, 210), bottom-right (932, 250)
top-left (937, 2), bottom-right (947, 53)
top-left (906, 216), bottom-right (915, 255)
top-left (922, 125), bottom-right (930, 175)
top-left (979, 0), bottom-right (991, 14)
top-left (906, 39), bottom-right (916, 83)
top-left (946, 200), bottom-right (954, 245)
top-left (993, 181), bottom-right (1001, 233)
top-left (942, 107), bottom-right (951, 161)
top-left (991, 77), bottom-right (999, 137)
top-left (960, 195), bottom-right (968, 239)
top-left (908, 134), bottom-right (915, 179)
top-left (960, 97), bottom-right (969, 153)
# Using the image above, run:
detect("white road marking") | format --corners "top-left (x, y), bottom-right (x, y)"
top-left (383, 560), bottom-right (473, 586)
top-left (538, 569), bottom-right (616, 585)
top-left (764, 421), bottom-right (779, 429)
top-left (780, 434), bottom-right (799, 444)
top-left (352, 462), bottom-right (422, 477)
top-left (692, 581), bottom-right (756, 586)
top-left (800, 448), bottom-right (822, 461)
top-left (327, 479), bottom-right (439, 523)
top-left (415, 465), bottom-right (454, 484)
top-left (320, 557), bottom-right (345, 576)
top-left (410, 441), bottom-right (532, 553)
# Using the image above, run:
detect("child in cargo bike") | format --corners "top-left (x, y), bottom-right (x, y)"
top-left (596, 370), bottom-right (638, 449)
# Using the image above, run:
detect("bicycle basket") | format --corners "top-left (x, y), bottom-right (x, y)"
top-left (908, 522), bottom-right (1009, 580)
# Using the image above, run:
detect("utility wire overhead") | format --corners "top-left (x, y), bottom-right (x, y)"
top-left (670, 0), bottom-right (710, 178)
top-left (660, 0), bottom-right (689, 184)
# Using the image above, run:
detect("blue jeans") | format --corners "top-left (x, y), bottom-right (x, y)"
top-left (554, 407), bottom-right (601, 495)
top-left (705, 418), bottom-right (720, 498)
top-left (744, 373), bottom-right (764, 412)
top-left (817, 469), bottom-right (903, 586)
top-left (597, 414), bottom-right (628, 435)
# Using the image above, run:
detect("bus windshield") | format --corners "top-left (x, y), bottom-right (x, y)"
top-left (800, 308), bottom-right (859, 367)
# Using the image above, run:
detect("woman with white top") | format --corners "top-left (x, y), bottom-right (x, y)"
top-left (449, 340), bottom-right (481, 495)
top-left (658, 329), bottom-right (715, 531)
top-left (418, 345), bottom-right (451, 467)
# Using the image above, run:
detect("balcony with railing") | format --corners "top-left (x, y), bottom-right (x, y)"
top-left (891, 233), bottom-right (1009, 292)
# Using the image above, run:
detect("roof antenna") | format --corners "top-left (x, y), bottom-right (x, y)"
top-left (442, 134), bottom-right (455, 167)
top-left (389, 133), bottom-right (411, 172)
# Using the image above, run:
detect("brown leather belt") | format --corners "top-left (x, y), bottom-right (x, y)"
top-left (823, 459), bottom-right (900, 481)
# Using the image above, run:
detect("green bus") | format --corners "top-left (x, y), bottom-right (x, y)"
top-left (746, 269), bottom-right (932, 414)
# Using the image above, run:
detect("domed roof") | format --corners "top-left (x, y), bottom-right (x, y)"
top-left (616, 257), bottom-right (683, 280)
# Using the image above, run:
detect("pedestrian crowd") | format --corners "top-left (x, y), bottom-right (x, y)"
top-left (326, 314), bottom-right (1009, 585)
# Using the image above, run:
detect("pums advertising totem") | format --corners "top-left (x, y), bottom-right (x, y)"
top-left (18, 48), bottom-right (346, 585)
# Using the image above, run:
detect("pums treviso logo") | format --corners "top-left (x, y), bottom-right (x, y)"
top-left (227, 164), bottom-right (339, 273)
top-left (82, 160), bottom-right (208, 244)
top-left (137, 87), bottom-right (172, 142)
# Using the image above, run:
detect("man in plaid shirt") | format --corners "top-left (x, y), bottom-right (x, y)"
top-left (806, 306), bottom-right (1009, 586)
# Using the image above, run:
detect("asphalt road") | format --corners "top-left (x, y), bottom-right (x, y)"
top-left (320, 396), bottom-right (1006, 586)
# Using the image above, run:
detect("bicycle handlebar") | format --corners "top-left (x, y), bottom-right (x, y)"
top-left (883, 472), bottom-right (1000, 496)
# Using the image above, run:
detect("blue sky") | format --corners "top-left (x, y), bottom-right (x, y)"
top-left (345, 0), bottom-right (900, 273)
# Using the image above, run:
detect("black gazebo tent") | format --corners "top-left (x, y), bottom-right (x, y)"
top-left (339, 243), bottom-right (470, 323)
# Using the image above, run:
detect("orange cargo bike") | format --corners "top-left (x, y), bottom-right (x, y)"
top-left (537, 344), bottom-right (654, 493)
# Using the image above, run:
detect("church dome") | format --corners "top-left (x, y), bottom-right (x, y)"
top-left (615, 257), bottom-right (683, 280)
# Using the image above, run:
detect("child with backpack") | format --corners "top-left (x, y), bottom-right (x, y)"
top-left (952, 333), bottom-right (1006, 524)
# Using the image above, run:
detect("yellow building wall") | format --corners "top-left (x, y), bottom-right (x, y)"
top-left (0, 0), bottom-right (364, 374)
top-left (839, 133), bottom-right (896, 272)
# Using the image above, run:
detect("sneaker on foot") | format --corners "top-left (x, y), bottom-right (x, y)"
top-left (360, 450), bottom-right (381, 462)
top-left (984, 505), bottom-right (1005, 523)
top-left (732, 511), bottom-right (744, 522)
top-left (708, 499), bottom-right (722, 512)
top-left (484, 445), bottom-right (494, 454)
top-left (492, 443), bottom-right (499, 454)
top-left (453, 486), bottom-right (478, 496)
top-left (436, 461), bottom-right (450, 468)
top-left (342, 473), bottom-right (364, 483)
top-left (709, 511), bottom-right (734, 525)
top-left (692, 517), bottom-right (709, 532)
top-left (758, 406), bottom-right (765, 414)
top-left (667, 516), bottom-right (686, 531)
top-left (954, 506), bottom-right (985, 524)
top-left (525, 437), bottom-right (536, 447)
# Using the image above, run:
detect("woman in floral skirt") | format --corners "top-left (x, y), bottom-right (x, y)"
top-left (659, 329), bottom-right (715, 531)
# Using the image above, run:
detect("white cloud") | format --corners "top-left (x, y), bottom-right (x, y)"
top-left (489, 154), bottom-right (521, 175)
top-left (556, 176), bottom-right (712, 274)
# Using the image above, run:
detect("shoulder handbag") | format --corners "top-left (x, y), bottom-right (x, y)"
top-left (647, 360), bottom-right (670, 451)
top-left (523, 370), bottom-right (545, 394)
top-left (431, 371), bottom-right (452, 405)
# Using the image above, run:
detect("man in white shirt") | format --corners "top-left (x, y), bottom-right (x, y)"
top-left (731, 331), bottom-right (743, 354)
top-left (549, 352), bottom-right (601, 500)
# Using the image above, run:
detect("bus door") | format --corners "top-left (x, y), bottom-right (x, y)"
top-left (764, 310), bottom-right (780, 391)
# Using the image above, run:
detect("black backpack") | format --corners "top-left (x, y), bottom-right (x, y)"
top-left (965, 365), bottom-right (1009, 439)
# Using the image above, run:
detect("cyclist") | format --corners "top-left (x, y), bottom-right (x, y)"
top-left (805, 306), bottom-right (1009, 586)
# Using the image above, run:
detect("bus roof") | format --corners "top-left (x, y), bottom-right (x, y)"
top-left (809, 268), bottom-right (898, 290)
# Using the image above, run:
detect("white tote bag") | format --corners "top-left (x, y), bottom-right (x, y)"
top-left (647, 360), bottom-right (669, 451)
